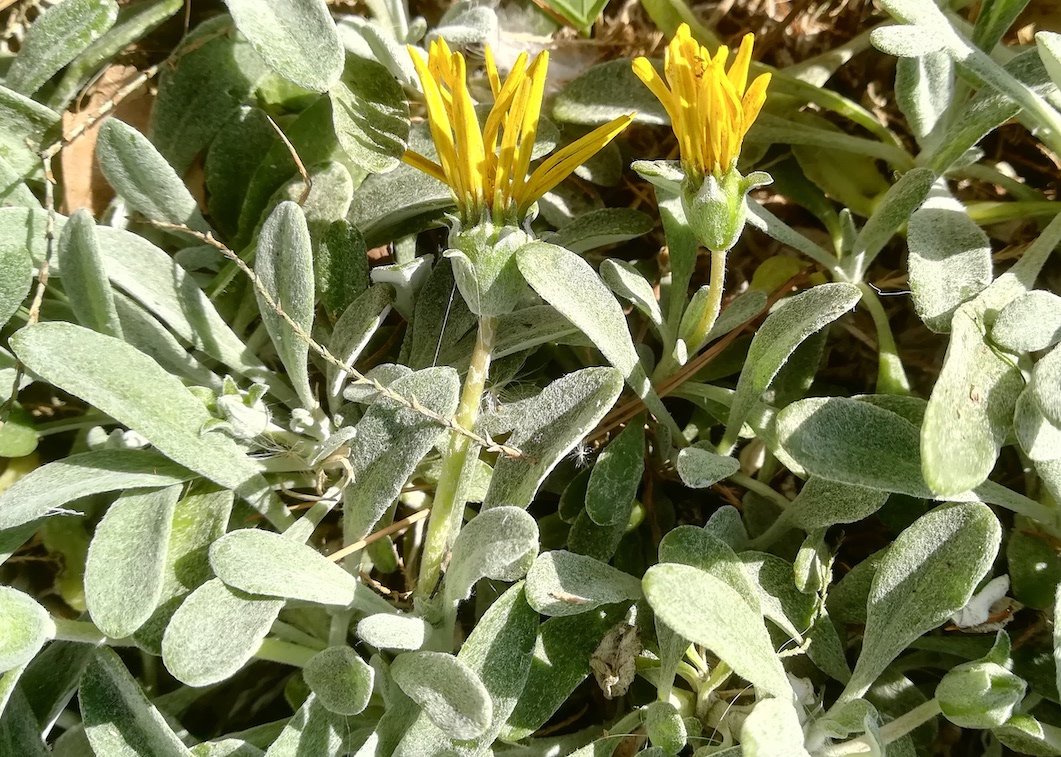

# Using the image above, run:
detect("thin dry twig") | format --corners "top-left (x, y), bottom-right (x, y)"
top-left (150, 221), bottom-right (526, 460)
top-left (328, 507), bottom-right (431, 562)
top-left (264, 113), bottom-right (312, 205)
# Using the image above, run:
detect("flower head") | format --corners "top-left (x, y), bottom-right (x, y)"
top-left (632, 24), bottom-right (770, 179)
top-left (405, 38), bottom-right (634, 224)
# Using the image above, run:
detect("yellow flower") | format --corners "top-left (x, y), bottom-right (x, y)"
top-left (632, 24), bottom-right (770, 178)
top-left (405, 39), bottom-right (634, 224)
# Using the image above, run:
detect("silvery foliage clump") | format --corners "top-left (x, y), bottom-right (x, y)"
top-left (0, 0), bottom-right (1058, 755)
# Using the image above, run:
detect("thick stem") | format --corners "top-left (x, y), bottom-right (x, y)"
top-left (858, 283), bottom-right (911, 396)
top-left (656, 248), bottom-right (728, 380)
top-left (415, 316), bottom-right (496, 601)
top-left (817, 699), bottom-right (941, 755)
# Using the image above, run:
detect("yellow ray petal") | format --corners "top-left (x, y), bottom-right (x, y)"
top-left (632, 57), bottom-right (680, 127)
top-left (520, 113), bottom-right (635, 209)
top-left (508, 50), bottom-right (549, 204)
top-left (450, 52), bottom-right (486, 207)
top-left (402, 150), bottom-right (447, 183)
top-left (484, 45), bottom-right (501, 98)
top-left (408, 46), bottom-right (460, 193)
top-left (728, 34), bottom-right (755, 94)
top-left (741, 72), bottom-right (771, 132)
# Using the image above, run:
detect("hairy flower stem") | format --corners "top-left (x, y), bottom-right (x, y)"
top-left (416, 316), bottom-right (497, 602)
top-left (655, 248), bottom-right (727, 380)
top-left (858, 282), bottom-right (911, 395)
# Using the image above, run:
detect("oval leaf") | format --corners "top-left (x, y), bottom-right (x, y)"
top-left (391, 651), bottom-right (492, 740)
top-left (222, 0), bottom-right (342, 92)
top-left (0, 587), bottom-right (54, 673)
top-left (209, 529), bottom-right (358, 606)
top-left (303, 646), bottom-right (374, 716)
top-left (586, 420), bottom-right (645, 526)
top-left (525, 550), bottom-right (642, 617)
top-left (85, 485), bottom-right (182, 638)
top-left (444, 507), bottom-right (539, 603)
top-left (56, 209), bottom-right (122, 338)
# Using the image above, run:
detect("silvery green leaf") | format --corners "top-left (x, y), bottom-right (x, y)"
top-left (4, 0), bottom-right (117, 96)
top-left (356, 614), bottom-right (430, 651)
top-left (370, 255), bottom-right (432, 320)
top-left (483, 367), bottom-right (622, 509)
top-left (0, 153), bottom-right (39, 209)
top-left (895, 52), bottom-right (954, 146)
top-left (56, 209), bottom-right (122, 338)
top-left (335, 16), bottom-right (416, 86)
top-left (645, 701), bottom-right (687, 754)
top-left (740, 697), bottom-right (812, 757)
top-left (721, 283), bottom-right (861, 453)
top-left (134, 486), bottom-right (233, 652)
top-left (0, 449), bottom-right (189, 532)
top-left (0, 85), bottom-right (58, 177)
top-left (47, 0), bottom-right (183, 111)
top-left (161, 578), bottom-right (284, 687)
top-left (871, 24), bottom-right (945, 57)
top-left (19, 641), bottom-right (93, 733)
top-left (255, 201), bottom-right (316, 408)
top-left (586, 420), bottom-right (644, 526)
top-left (553, 60), bottom-right (667, 126)
top-left (1015, 387), bottom-right (1061, 462)
top-left (600, 259), bottom-right (663, 332)
top-left (746, 201), bottom-right (841, 275)
top-left (81, 648), bottom-right (191, 757)
top-left (84, 485), bottom-right (182, 638)
top-left (0, 225), bottom-right (30, 332)
top-left (3, 208), bottom-right (278, 395)
top-left (348, 156), bottom-right (452, 248)
top-left (739, 552), bottom-right (815, 644)
top-left (10, 323), bottom-right (289, 526)
top-left (151, 16), bottom-right (270, 173)
top-left (516, 243), bottom-right (674, 432)
top-left (209, 529), bottom-right (358, 607)
top-left (502, 610), bottom-right (617, 741)
top-left (264, 694), bottom-right (342, 757)
top-left (707, 289), bottom-right (769, 341)
top-left (1040, 31), bottom-right (1061, 89)
top-left (777, 397), bottom-right (927, 496)
top-left (994, 714), bottom-right (1061, 755)
top-left (993, 290), bottom-right (1061, 352)
top-left (643, 563), bottom-right (791, 699)
top-left (0, 687), bottom-right (46, 755)
top-left (973, 0), bottom-right (1033, 51)
top-left (843, 502), bottom-right (1001, 699)
top-left (391, 652), bottom-right (492, 740)
top-left (316, 220), bottom-right (370, 319)
top-left (0, 588), bottom-right (53, 673)
top-left (343, 367), bottom-right (460, 542)
top-left (303, 647), bottom-right (373, 716)
top-left (404, 258), bottom-right (474, 370)
top-left (1032, 343), bottom-right (1061, 430)
top-left (928, 51), bottom-right (1055, 174)
top-left (394, 583), bottom-right (537, 757)
top-left (96, 119), bottom-right (210, 232)
top-left (443, 507), bottom-right (539, 603)
top-left (675, 445), bottom-right (739, 489)
top-left (908, 185), bottom-right (992, 333)
top-left (922, 305), bottom-right (1023, 496)
top-left (785, 478), bottom-right (889, 531)
top-left (526, 550), bottom-right (641, 617)
top-left (330, 56), bottom-right (409, 174)
top-left (428, 2), bottom-right (498, 46)
top-left (659, 526), bottom-right (758, 612)
top-left (326, 284), bottom-right (394, 407)
top-left (192, 738), bottom-right (264, 756)
top-left (546, 209), bottom-right (653, 254)
top-left (848, 168), bottom-right (935, 280)
top-left (223, 0), bottom-right (342, 91)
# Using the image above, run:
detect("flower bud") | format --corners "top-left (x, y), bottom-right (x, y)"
top-left (645, 700), bottom-right (688, 755)
top-left (446, 220), bottom-right (531, 317)
top-left (681, 169), bottom-right (771, 252)
top-left (936, 659), bottom-right (1026, 729)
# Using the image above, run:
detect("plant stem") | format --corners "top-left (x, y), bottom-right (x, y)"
top-left (818, 699), bottom-right (941, 755)
top-left (656, 248), bottom-right (727, 380)
top-left (858, 283), bottom-right (911, 396)
top-left (415, 316), bottom-right (496, 601)
top-left (254, 637), bottom-right (319, 668)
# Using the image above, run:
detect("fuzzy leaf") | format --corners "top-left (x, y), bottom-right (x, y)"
top-left (994, 290), bottom-right (1061, 353)
top-left (844, 502), bottom-right (1001, 699)
top-left (722, 283), bottom-right (861, 452)
top-left (10, 323), bottom-right (289, 526)
top-left (85, 485), bottom-right (182, 638)
top-left (56, 209), bottom-right (122, 338)
top-left (209, 529), bottom-right (359, 607)
top-left (81, 648), bottom-right (190, 756)
top-left (526, 550), bottom-right (642, 617)
top-left (223, 0), bottom-right (342, 91)
top-left (5, 0), bottom-right (117, 96)
top-left (0, 588), bottom-right (53, 673)
top-left (675, 445), bottom-right (740, 489)
top-left (547, 209), bottom-right (654, 254)
top-left (483, 367), bottom-right (622, 509)
top-left (391, 652), bottom-right (492, 740)
top-left (644, 563), bottom-right (792, 699)
top-left (356, 614), bottom-right (430, 651)
top-left (444, 507), bottom-right (539, 603)
top-left (161, 578), bottom-right (283, 687)
top-left (303, 647), bottom-right (373, 716)
top-left (255, 201), bottom-right (316, 408)
top-left (330, 56), bottom-right (409, 174)
top-left (0, 86), bottom-right (59, 177)
top-left (586, 420), bottom-right (644, 525)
